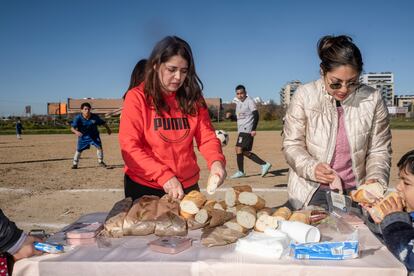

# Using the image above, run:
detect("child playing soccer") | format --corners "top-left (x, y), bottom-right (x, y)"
top-left (365, 149), bottom-right (414, 272)
top-left (70, 102), bottom-right (112, 169)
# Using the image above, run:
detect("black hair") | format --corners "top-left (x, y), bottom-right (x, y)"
top-left (145, 36), bottom-right (205, 116)
top-left (235, 85), bottom-right (246, 91)
top-left (397, 149), bottom-right (414, 175)
top-left (123, 59), bottom-right (147, 100)
top-left (317, 35), bottom-right (363, 74)
top-left (80, 102), bottom-right (91, 109)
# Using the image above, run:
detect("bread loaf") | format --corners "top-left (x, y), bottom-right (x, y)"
top-left (350, 182), bottom-right (385, 204)
top-left (179, 210), bottom-right (195, 220)
top-left (272, 207), bottom-right (292, 221)
top-left (206, 174), bottom-right (220, 195)
top-left (225, 185), bottom-right (252, 207)
top-left (180, 190), bottom-right (207, 214)
top-left (208, 209), bottom-right (234, 228)
top-left (289, 211), bottom-right (310, 225)
top-left (103, 197), bottom-right (133, 238)
top-left (226, 204), bottom-right (244, 216)
top-left (236, 206), bottom-right (257, 229)
top-left (224, 219), bottom-right (248, 234)
top-left (370, 192), bottom-right (405, 221)
top-left (213, 201), bottom-right (227, 211)
top-left (254, 213), bottom-right (279, 232)
top-left (194, 200), bottom-right (216, 224)
top-left (256, 207), bottom-right (273, 218)
top-left (238, 192), bottom-right (266, 210)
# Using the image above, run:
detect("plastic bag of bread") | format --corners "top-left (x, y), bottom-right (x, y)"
top-left (201, 225), bottom-right (246, 247)
top-left (123, 196), bottom-right (159, 236)
top-left (154, 211), bottom-right (187, 236)
top-left (187, 217), bottom-right (209, 230)
top-left (156, 195), bottom-right (180, 219)
top-left (103, 197), bottom-right (133, 238)
top-left (350, 182), bottom-right (385, 204)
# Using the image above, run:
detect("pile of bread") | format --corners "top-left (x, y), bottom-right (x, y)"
top-left (350, 182), bottom-right (405, 220)
top-left (102, 184), bottom-right (328, 247)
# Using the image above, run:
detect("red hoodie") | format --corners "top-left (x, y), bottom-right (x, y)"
top-left (119, 82), bottom-right (225, 190)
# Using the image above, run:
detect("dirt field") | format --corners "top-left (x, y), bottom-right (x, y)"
top-left (0, 130), bottom-right (412, 232)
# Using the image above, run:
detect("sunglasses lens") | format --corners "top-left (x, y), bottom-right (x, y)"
top-left (329, 83), bottom-right (342, 90)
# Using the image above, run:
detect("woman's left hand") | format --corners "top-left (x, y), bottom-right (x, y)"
top-left (363, 179), bottom-right (378, 185)
top-left (210, 161), bottom-right (227, 187)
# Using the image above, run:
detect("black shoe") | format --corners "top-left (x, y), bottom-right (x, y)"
top-left (71, 164), bottom-right (78, 169)
top-left (99, 161), bottom-right (107, 168)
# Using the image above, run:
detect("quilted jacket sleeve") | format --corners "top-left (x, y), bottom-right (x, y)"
top-left (365, 90), bottom-right (392, 186)
top-left (282, 87), bottom-right (319, 181)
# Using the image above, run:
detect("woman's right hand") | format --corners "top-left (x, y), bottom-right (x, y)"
top-left (314, 163), bottom-right (336, 184)
top-left (12, 235), bottom-right (42, 262)
top-left (163, 176), bottom-right (184, 200)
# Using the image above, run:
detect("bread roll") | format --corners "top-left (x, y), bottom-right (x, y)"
top-left (225, 185), bottom-right (252, 207)
top-left (238, 192), bottom-right (266, 210)
top-left (272, 207), bottom-right (292, 221)
top-left (256, 207), bottom-right (273, 219)
top-left (206, 174), bottom-right (220, 195)
top-left (224, 219), bottom-right (248, 234)
top-left (254, 213), bottom-right (279, 232)
top-left (350, 182), bottom-right (385, 204)
top-left (370, 192), bottom-right (405, 221)
top-left (236, 206), bottom-right (257, 229)
top-left (289, 211), bottom-right (310, 225)
top-left (180, 210), bottom-right (195, 220)
top-left (180, 190), bottom-right (207, 214)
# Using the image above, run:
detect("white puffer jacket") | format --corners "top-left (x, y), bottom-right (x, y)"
top-left (283, 79), bottom-right (392, 209)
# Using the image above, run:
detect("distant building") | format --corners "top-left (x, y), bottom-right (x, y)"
top-left (394, 94), bottom-right (414, 112)
top-left (47, 102), bottom-right (67, 115)
top-left (280, 80), bottom-right (302, 107)
top-left (67, 98), bottom-right (123, 116)
top-left (360, 72), bottom-right (394, 106)
top-left (100, 97), bottom-right (222, 118)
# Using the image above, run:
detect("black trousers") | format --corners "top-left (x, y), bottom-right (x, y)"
top-left (124, 174), bottom-right (200, 201)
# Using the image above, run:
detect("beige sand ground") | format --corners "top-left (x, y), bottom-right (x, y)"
top-left (0, 130), bottom-right (412, 232)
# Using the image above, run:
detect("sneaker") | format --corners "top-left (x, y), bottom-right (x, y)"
top-left (230, 171), bottom-right (245, 179)
top-left (261, 162), bottom-right (272, 177)
top-left (98, 161), bottom-right (107, 168)
top-left (71, 164), bottom-right (78, 169)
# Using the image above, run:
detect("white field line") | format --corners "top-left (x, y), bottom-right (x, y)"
top-left (0, 187), bottom-right (31, 193)
top-left (17, 222), bottom-right (67, 229)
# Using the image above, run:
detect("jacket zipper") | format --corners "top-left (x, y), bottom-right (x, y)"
top-left (325, 98), bottom-right (338, 164)
top-left (342, 103), bottom-right (360, 187)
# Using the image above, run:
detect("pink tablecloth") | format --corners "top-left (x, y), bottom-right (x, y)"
top-left (13, 213), bottom-right (407, 276)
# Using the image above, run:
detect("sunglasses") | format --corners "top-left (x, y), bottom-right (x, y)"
top-left (327, 78), bottom-right (360, 90)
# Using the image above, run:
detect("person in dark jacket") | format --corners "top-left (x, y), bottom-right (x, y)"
top-left (365, 149), bottom-right (414, 273)
top-left (15, 119), bottom-right (23, 140)
top-left (0, 208), bottom-right (41, 274)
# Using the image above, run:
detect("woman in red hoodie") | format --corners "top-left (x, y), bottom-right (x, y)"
top-left (119, 36), bottom-right (226, 200)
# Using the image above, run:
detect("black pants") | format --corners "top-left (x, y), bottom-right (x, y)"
top-left (124, 174), bottom-right (200, 201)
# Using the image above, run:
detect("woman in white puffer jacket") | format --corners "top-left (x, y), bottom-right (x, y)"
top-left (283, 35), bottom-right (392, 210)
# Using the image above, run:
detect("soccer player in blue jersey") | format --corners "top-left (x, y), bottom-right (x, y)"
top-left (70, 102), bottom-right (112, 169)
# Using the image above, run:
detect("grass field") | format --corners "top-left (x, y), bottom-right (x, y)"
top-left (0, 117), bottom-right (412, 135)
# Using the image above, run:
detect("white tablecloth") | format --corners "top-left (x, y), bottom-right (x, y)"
top-left (13, 212), bottom-right (407, 276)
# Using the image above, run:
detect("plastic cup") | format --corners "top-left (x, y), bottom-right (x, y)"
top-left (279, 221), bottom-right (320, 243)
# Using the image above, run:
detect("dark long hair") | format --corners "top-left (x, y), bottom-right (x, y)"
top-left (317, 35), bottom-right (363, 75)
top-left (123, 59), bottom-right (147, 100)
top-left (397, 149), bottom-right (414, 175)
top-left (144, 36), bottom-right (205, 116)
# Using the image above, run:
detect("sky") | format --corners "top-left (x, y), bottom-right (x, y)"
top-left (0, 0), bottom-right (413, 116)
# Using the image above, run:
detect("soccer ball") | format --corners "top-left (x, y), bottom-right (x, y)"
top-left (215, 130), bottom-right (229, 147)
